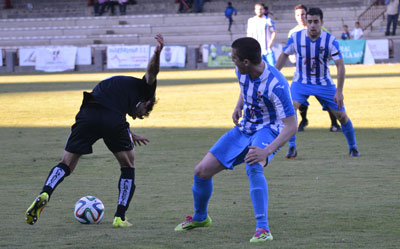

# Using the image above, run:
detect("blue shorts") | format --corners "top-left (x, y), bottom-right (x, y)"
top-left (290, 81), bottom-right (346, 112)
top-left (209, 126), bottom-right (279, 169)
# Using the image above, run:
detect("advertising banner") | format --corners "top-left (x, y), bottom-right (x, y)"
top-left (19, 48), bottom-right (38, 66)
top-left (76, 47), bottom-right (92, 65)
top-left (338, 40), bottom-right (366, 64)
top-left (107, 45), bottom-right (150, 69)
top-left (150, 45), bottom-right (186, 68)
top-left (366, 39), bottom-right (389, 60)
top-left (36, 46), bottom-right (77, 72)
top-left (207, 44), bottom-right (234, 67)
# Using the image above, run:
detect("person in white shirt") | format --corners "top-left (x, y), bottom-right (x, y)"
top-left (247, 3), bottom-right (277, 66)
top-left (351, 21), bottom-right (363, 40)
top-left (385, 0), bottom-right (399, 36)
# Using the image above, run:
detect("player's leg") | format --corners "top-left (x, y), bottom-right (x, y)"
top-left (247, 128), bottom-right (277, 242)
top-left (175, 127), bottom-right (249, 231)
top-left (286, 100), bottom-right (300, 159)
top-left (298, 104), bottom-right (309, 132)
top-left (328, 109), bottom-right (341, 132)
top-left (25, 151), bottom-right (80, 225)
top-left (112, 150), bottom-right (136, 227)
top-left (329, 109), bottom-right (359, 156)
top-left (314, 85), bottom-right (359, 156)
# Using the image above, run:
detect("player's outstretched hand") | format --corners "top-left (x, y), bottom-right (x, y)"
top-left (154, 34), bottom-right (164, 55)
top-left (131, 133), bottom-right (150, 146)
top-left (244, 146), bottom-right (268, 166)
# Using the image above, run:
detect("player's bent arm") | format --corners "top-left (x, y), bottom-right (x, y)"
top-left (232, 94), bottom-right (243, 126)
top-left (264, 114), bottom-right (297, 155)
top-left (244, 114), bottom-right (297, 165)
top-left (275, 52), bottom-right (289, 71)
top-left (145, 34), bottom-right (164, 85)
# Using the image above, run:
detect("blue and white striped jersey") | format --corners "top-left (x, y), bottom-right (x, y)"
top-left (236, 62), bottom-right (295, 135)
top-left (283, 29), bottom-right (342, 86)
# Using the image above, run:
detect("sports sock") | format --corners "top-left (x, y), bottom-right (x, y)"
top-left (192, 175), bottom-right (213, 222)
top-left (42, 163), bottom-right (71, 198)
top-left (299, 104), bottom-right (308, 122)
top-left (328, 110), bottom-right (339, 126)
top-left (341, 119), bottom-right (357, 150)
top-left (288, 134), bottom-right (296, 148)
top-left (115, 167), bottom-right (136, 220)
top-left (246, 163), bottom-right (269, 231)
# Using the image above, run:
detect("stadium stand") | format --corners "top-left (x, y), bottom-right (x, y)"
top-left (0, 0), bottom-right (398, 72)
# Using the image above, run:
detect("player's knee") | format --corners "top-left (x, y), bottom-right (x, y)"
top-left (335, 111), bottom-right (349, 124)
top-left (194, 164), bottom-right (212, 179)
top-left (245, 163), bottom-right (264, 177)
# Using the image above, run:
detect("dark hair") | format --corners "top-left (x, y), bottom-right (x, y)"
top-left (355, 21), bottom-right (360, 25)
top-left (306, 7), bottom-right (323, 20)
top-left (343, 24), bottom-right (348, 28)
top-left (130, 95), bottom-right (157, 119)
top-left (231, 37), bottom-right (261, 64)
top-left (228, 2), bottom-right (232, 6)
top-left (295, 4), bottom-right (307, 12)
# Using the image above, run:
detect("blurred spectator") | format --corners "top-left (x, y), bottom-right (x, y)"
top-left (225, 2), bottom-right (237, 32)
top-left (96, 0), bottom-right (109, 16)
top-left (341, 25), bottom-right (351, 40)
top-left (119, 0), bottom-right (128, 15)
top-left (351, 21), bottom-right (363, 40)
top-left (178, 0), bottom-right (193, 13)
top-left (194, 0), bottom-right (204, 13)
top-left (385, 0), bottom-right (399, 36)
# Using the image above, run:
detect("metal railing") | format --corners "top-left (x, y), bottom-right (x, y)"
top-left (358, 0), bottom-right (387, 31)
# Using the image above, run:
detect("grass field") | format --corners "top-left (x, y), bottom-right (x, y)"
top-left (0, 65), bottom-right (399, 249)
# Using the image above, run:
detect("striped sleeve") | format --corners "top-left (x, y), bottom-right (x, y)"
top-left (283, 34), bottom-right (295, 55)
top-left (268, 78), bottom-right (295, 120)
top-left (330, 37), bottom-right (342, 61)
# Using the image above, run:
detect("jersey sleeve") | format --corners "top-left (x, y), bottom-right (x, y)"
top-left (330, 37), bottom-right (343, 61)
top-left (267, 18), bottom-right (276, 32)
top-left (283, 35), bottom-right (295, 55)
top-left (269, 79), bottom-right (295, 120)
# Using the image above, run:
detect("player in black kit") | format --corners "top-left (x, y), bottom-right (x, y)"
top-left (25, 34), bottom-right (164, 228)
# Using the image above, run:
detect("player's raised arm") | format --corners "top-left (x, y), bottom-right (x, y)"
top-left (145, 34), bottom-right (164, 85)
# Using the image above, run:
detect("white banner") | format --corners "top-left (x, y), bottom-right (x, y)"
top-left (107, 45), bottom-right (150, 69)
top-left (150, 45), bottom-right (186, 68)
top-left (76, 47), bottom-right (92, 65)
top-left (19, 48), bottom-right (39, 66)
top-left (35, 47), bottom-right (77, 72)
top-left (366, 40), bottom-right (389, 60)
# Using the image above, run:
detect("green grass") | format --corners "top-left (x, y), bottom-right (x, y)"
top-left (0, 65), bottom-right (400, 248)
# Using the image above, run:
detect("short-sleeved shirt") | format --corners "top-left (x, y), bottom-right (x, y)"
top-left (91, 76), bottom-right (156, 116)
top-left (351, 28), bottom-right (363, 40)
top-left (283, 29), bottom-right (342, 86)
top-left (236, 61), bottom-right (295, 135)
top-left (247, 16), bottom-right (276, 54)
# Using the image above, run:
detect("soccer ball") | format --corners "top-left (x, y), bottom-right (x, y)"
top-left (74, 196), bottom-right (105, 224)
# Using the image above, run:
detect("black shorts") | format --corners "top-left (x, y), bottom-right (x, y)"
top-left (65, 94), bottom-right (133, 155)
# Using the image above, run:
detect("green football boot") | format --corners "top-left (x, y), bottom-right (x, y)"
top-left (113, 217), bottom-right (132, 228)
top-left (174, 216), bottom-right (212, 231)
top-left (25, 192), bottom-right (49, 225)
top-left (249, 228), bottom-right (273, 243)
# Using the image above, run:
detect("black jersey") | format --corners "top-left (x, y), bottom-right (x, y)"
top-left (91, 76), bottom-right (156, 116)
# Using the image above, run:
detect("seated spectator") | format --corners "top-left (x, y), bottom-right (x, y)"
top-left (351, 21), bottom-right (364, 40)
top-left (119, 0), bottom-right (127, 15)
top-left (341, 25), bottom-right (351, 40)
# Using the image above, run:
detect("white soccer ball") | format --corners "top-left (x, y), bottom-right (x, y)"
top-left (74, 196), bottom-right (105, 224)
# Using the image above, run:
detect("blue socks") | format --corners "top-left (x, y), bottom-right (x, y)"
top-left (288, 134), bottom-right (297, 148)
top-left (246, 163), bottom-right (269, 230)
top-left (192, 175), bottom-right (213, 222)
top-left (341, 119), bottom-right (357, 150)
